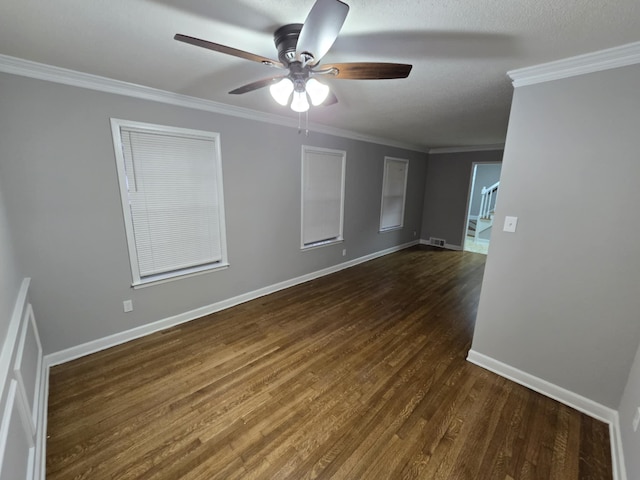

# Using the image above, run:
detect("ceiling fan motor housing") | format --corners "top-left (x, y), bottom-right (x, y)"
top-left (274, 24), bottom-right (303, 65)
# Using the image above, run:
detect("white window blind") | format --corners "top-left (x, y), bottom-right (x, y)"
top-left (301, 146), bottom-right (346, 248)
top-left (380, 157), bottom-right (409, 231)
top-left (111, 119), bottom-right (227, 285)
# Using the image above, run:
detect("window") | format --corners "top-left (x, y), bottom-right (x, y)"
top-left (301, 146), bottom-right (346, 249)
top-left (111, 119), bottom-right (228, 286)
top-left (380, 157), bottom-right (409, 231)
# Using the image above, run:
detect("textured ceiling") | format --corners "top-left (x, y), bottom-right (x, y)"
top-left (1, 0), bottom-right (639, 150)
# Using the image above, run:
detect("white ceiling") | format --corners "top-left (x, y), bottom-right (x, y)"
top-left (1, 0), bottom-right (639, 150)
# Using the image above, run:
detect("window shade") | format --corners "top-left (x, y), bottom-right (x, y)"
top-left (380, 158), bottom-right (408, 231)
top-left (302, 147), bottom-right (346, 247)
top-left (120, 128), bottom-right (223, 278)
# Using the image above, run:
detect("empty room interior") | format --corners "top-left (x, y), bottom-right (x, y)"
top-left (1, 1), bottom-right (639, 479)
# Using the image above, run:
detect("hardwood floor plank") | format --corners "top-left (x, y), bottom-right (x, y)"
top-left (46, 247), bottom-right (612, 479)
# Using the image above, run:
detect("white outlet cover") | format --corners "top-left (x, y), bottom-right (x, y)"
top-left (123, 299), bottom-right (133, 312)
top-left (503, 216), bottom-right (518, 233)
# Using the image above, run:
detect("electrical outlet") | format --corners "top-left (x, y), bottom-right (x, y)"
top-left (342, 249), bottom-right (347, 256)
top-left (413, 231), bottom-right (417, 237)
top-left (633, 406), bottom-right (640, 432)
top-left (123, 299), bottom-right (133, 313)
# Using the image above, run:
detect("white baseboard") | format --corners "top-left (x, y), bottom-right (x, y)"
top-left (46, 240), bottom-right (419, 367)
top-left (467, 349), bottom-right (627, 480)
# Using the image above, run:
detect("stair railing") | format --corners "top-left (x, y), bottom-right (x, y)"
top-left (479, 181), bottom-right (499, 219)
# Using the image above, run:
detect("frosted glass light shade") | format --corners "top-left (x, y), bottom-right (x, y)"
top-left (305, 78), bottom-right (330, 106)
top-left (269, 78), bottom-right (294, 106)
top-left (291, 90), bottom-right (310, 113)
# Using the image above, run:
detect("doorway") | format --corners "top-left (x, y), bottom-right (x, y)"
top-left (463, 162), bottom-right (502, 254)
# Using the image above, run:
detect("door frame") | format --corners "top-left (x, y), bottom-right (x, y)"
top-left (461, 162), bottom-right (502, 250)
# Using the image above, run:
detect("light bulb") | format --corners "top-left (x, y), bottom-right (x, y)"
top-left (290, 90), bottom-right (310, 113)
top-left (269, 78), bottom-right (294, 106)
top-left (305, 78), bottom-right (330, 106)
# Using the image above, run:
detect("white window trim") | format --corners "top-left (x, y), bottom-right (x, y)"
top-left (379, 156), bottom-right (409, 232)
top-left (300, 145), bottom-right (347, 250)
top-left (110, 118), bottom-right (229, 287)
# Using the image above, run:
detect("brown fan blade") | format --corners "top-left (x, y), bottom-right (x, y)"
top-left (319, 63), bottom-right (412, 80)
top-left (175, 34), bottom-right (284, 68)
top-left (229, 77), bottom-right (285, 95)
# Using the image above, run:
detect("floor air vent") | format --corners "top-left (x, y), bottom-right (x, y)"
top-left (429, 237), bottom-right (446, 247)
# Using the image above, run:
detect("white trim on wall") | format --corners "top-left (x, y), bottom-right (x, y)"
top-left (12, 304), bottom-right (42, 434)
top-left (509, 41), bottom-right (640, 87)
top-left (0, 278), bottom-right (48, 480)
top-left (0, 280), bottom-right (30, 405)
top-left (428, 144), bottom-right (505, 154)
top-left (0, 54), bottom-right (427, 154)
top-left (467, 349), bottom-right (627, 480)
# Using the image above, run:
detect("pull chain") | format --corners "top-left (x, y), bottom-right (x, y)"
top-left (297, 111), bottom-right (310, 136)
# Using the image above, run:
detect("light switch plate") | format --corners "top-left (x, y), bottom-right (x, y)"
top-left (503, 216), bottom-right (518, 233)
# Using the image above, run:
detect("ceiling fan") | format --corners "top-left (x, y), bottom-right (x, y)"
top-left (174, 0), bottom-right (412, 113)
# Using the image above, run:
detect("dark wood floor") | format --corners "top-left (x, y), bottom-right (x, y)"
top-left (46, 246), bottom-right (612, 479)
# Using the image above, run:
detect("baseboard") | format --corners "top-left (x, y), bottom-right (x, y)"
top-left (46, 240), bottom-right (419, 367)
top-left (418, 239), bottom-right (463, 251)
top-left (467, 349), bottom-right (627, 480)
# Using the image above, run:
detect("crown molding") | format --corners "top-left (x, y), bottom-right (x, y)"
top-left (0, 54), bottom-right (428, 153)
top-left (428, 144), bottom-right (504, 154)
top-left (509, 41), bottom-right (640, 88)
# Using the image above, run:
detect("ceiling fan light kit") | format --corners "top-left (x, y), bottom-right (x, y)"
top-left (291, 90), bottom-right (311, 113)
top-left (174, 0), bottom-right (412, 114)
top-left (269, 78), bottom-right (294, 106)
top-left (269, 77), bottom-right (329, 112)
top-left (305, 78), bottom-right (330, 106)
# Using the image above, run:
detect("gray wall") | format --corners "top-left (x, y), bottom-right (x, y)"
top-left (0, 72), bottom-right (427, 354)
top-left (0, 182), bottom-right (21, 347)
top-left (469, 163), bottom-right (502, 216)
top-left (471, 65), bottom-right (640, 412)
top-left (619, 342), bottom-right (640, 477)
top-left (420, 150), bottom-right (503, 246)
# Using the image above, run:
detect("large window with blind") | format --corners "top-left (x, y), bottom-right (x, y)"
top-left (379, 157), bottom-right (409, 231)
top-left (111, 119), bottom-right (228, 287)
top-left (301, 146), bottom-right (346, 249)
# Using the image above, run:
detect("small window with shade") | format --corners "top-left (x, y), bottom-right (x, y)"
top-left (379, 157), bottom-right (409, 232)
top-left (301, 145), bottom-right (346, 249)
top-left (110, 119), bottom-right (228, 287)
